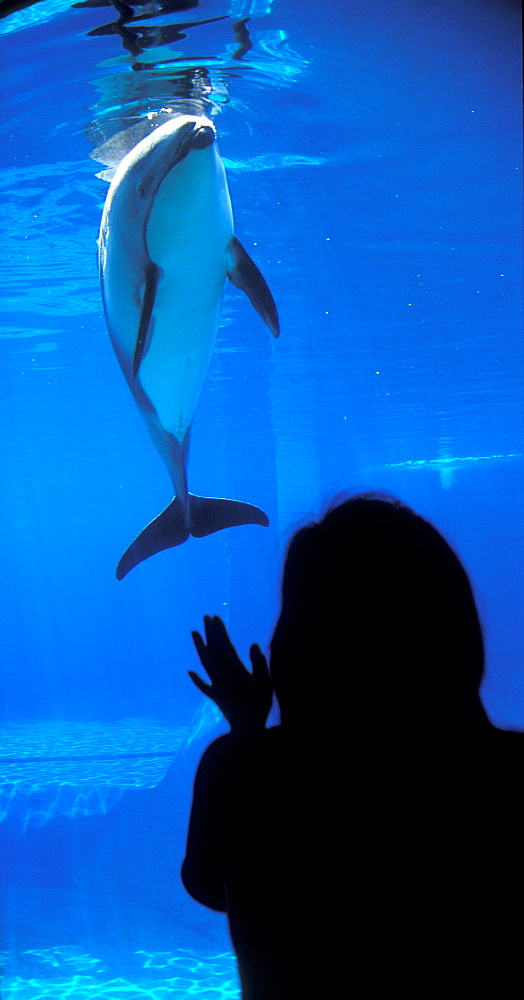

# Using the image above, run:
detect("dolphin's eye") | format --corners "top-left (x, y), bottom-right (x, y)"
top-left (137, 180), bottom-right (149, 199)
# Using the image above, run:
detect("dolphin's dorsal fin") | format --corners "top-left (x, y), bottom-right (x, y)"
top-left (133, 262), bottom-right (160, 379)
top-left (226, 236), bottom-right (279, 338)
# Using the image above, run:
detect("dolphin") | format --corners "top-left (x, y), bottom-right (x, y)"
top-left (98, 114), bottom-right (279, 579)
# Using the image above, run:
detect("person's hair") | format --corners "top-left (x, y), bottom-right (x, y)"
top-left (270, 494), bottom-right (485, 727)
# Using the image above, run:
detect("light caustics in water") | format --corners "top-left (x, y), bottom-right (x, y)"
top-left (0, 0), bottom-right (73, 35)
top-left (0, 711), bottom-right (221, 828)
top-left (0, 0), bottom-right (277, 37)
top-left (370, 451), bottom-right (523, 490)
top-left (1, 946), bottom-right (240, 999)
top-left (224, 153), bottom-right (328, 172)
top-left (383, 451), bottom-right (522, 469)
top-left (137, 28), bottom-right (308, 86)
top-left (229, 0), bottom-right (275, 18)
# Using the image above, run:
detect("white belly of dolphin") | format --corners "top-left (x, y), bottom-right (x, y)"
top-left (139, 145), bottom-right (232, 441)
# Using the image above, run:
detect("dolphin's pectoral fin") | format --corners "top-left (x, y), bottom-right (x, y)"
top-left (116, 495), bottom-right (189, 579)
top-left (132, 262), bottom-right (160, 379)
top-left (189, 494), bottom-right (269, 537)
top-left (227, 236), bottom-right (280, 338)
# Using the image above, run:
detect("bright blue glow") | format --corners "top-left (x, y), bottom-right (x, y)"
top-left (0, 0), bottom-right (522, 995)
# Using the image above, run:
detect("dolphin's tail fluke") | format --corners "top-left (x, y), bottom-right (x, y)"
top-left (116, 496), bottom-right (189, 580)
top-left (116, 494), bottom-right (268, 579)
top-left (189, 494), bottom-right (269, 537)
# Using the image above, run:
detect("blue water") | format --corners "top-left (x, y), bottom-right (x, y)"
top-left (0, 0), bottom-right (522, 995)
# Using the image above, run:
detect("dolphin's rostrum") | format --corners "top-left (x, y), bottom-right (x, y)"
top-left (98, 114), bottom-right (279, 579)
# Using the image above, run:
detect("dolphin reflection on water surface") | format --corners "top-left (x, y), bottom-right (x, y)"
top-left (98, 114), bottom-right (279, 579)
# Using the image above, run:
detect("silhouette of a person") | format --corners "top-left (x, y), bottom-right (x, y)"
top-left (182, 494), bottom-right (522, 998)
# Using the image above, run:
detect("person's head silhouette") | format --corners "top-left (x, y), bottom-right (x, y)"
top-left (270, 494), bottom-right (486, 732)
